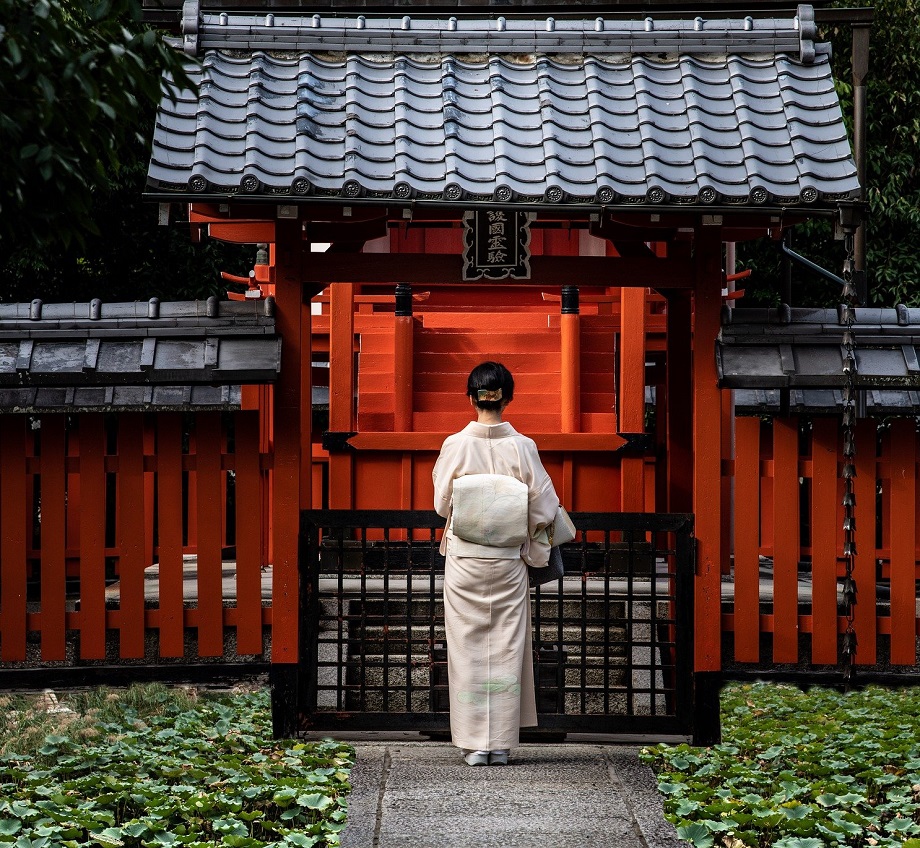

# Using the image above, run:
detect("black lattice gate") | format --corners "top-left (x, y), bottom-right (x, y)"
top-left (285, 510), bottom-right (695, 738)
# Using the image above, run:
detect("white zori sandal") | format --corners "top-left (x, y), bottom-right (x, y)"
top-left (464, 750), bottom-right (490, 766)
top-left (488, 750), bottom-right (509, 766)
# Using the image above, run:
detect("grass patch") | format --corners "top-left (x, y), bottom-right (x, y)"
top-left (0, 685), bottom-right (353, 848)
top-left (642, 682), bottom-right (920, 848)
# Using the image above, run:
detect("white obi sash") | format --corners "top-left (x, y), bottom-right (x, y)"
top-left (448, 473), bottom-right (529, 558)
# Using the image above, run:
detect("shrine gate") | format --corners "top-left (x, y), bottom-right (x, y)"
top-left (2, 1), bottom-right (911, 745)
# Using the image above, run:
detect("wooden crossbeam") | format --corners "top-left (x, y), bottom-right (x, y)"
top-left (302, 253), bottom-right (693, 287)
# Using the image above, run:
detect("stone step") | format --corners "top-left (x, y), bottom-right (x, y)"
top-left (331, 597), bottom-right (645, 619)
top-left (343, 624), bottom-right (630, 655)
top-left (323, 654), bottom-right (666, 714)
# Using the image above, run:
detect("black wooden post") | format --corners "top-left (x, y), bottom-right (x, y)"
top-left (270, 664), bottom-right (301, 739)
top-left (692, 671), bottom-right (722, 746)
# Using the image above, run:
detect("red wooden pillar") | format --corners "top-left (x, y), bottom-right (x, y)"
top-left (394, 284), bottom-right (414, 433)
top-left (157, 412), bottom-right (185, 658)
top-left (0, 416), bottom-right (28, 661)
top-left (261, 384), bottom-right (274, 563)
top-left (144, 419), bottom-right (156, 570)
top-left (772, 417), bottom-right (800, 663)
top-left (40, 415), bottom-right (67, 660)
top-left (187, 431), bottom-right (198, 552)
top-left (889, 419), bottom-right (917, 664)
top-left (195, 412), bottom-right (224, 656)
top-left (271, 218), bottom-right (305, 664)
top-left (329, 282), bottom-right (355, 508)
top-left (235, 411), bottom-right (265, 655)
top-left (117, 413), bottom-right (146, 659)
top-left (810, 418), bottom-right (840, 665)
top-left (78, 414), bottom-right (107, 659)
top-left (66, 429), bottom-right (80, 576)
top-left (692, 229), bottom-right (724, 672)
top-left (560, 287), bottom-right (581, 434)
top-left (853, 418), bottom-right (877, 664)
top-left (300, 303), bottom-right (313, 510)
top-left (620, 286), bottom-right (646, 511)
top-left (720, 388), bottom-right (733, 573)
top-left (664, 289), bottom-right (692, 514)
top-left (733, 416), bottom-right (761, 662)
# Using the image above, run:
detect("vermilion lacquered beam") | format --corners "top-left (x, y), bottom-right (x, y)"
top-left (196, 412), bottom-right (224, 657)
top-left (302, 253), bottom-right (694, 287)
top-left (78, 415), bottom-right (107, 659)
top-left (810, 418), bottom-right (840, 665)
top-left (0, 418), bottom-right (28, 661)
top-left (39, 416), bottom-right (67, 661)
top-left (235, 411), bottom-right (264, 656)
top-left (346, 431), bottom-right (627, 452)
top-left (157, 413), bottom-right (185, 658)
top-left (772, 417), bottom-right (800, 664)
top-left (732, 416), bottom-right (761, 663)
top-left (692, 230), bottom-right (724, 672)
top-left (117, 413), bottom-right (146, 659)
top-left (888, 419), bottom-right (916, 664)
top-left (208, 222), bottom-right (275, 244)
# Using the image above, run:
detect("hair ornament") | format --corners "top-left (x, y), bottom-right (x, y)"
top-left (477, 388), bottom-right (503, 402)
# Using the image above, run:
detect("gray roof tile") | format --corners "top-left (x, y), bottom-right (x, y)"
top-left (147, 7), bottom-right (858, 207)
top-left (719, 307), bottom-right (920, 393)
top-left (0, 299), bottom-right (279, 389)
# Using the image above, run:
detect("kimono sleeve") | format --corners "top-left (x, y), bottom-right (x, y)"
top-left (432, 435), bottom-right (460, 518)
top-left (524, 440), bottom-right (559, 538)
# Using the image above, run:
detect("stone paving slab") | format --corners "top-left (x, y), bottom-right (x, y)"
top-left (340, 742), bottom-right (681, 848)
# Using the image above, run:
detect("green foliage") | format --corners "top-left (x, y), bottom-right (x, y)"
top-left (0, 0), bottom-right (252, 300)
top-left (642, 683), bottom-right (920, 848)
top-left (0, 144), bottom-right (252, 304)
top-left (0, 684), bottom-right (200, 759)
top-left (0, 0), bottom-right (194, 250)
top-left (0, 686), bottom-right (353, 848)
top-left (737, 0), bottom-right (920, 307)
top-left (839, 0), bottom-right (920, 306)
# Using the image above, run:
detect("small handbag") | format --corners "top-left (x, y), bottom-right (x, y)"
top-left (529, 544), bottom-right (564, 587)
top-left (548, 504), bottom-right (576, 546)
top-left (527, 505), bottom-right (576, 587)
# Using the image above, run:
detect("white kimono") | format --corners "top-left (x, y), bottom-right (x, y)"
top-left (432, 420), bottom-right (559, 751)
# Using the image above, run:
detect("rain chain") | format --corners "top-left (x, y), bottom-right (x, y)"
top-left (840, 231), bottom-right (859, 686)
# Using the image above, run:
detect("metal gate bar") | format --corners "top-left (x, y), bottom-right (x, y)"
top-left (296, 510), bottom-right (694, 737)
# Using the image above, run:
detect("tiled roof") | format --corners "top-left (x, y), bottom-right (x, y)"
top-left (718, 306), bottom-right (920, 391)
top-left (734, 388), bottom-right (920, 417)
top-left (0, 299), bottom-right (280, 394)
top-left (146, 4), bottom-right (859, 209)
top-left (0, 385), bottom-right (242, 413)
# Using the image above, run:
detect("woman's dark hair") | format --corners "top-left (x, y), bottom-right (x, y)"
top-left (467, 361), bottom-right (514, 411)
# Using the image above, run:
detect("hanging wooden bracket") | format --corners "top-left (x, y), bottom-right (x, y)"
top-left (322, 431), bottom-right (357, 452)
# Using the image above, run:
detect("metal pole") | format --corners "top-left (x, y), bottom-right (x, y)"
top-left (852, 22), bottom-right (870, 304)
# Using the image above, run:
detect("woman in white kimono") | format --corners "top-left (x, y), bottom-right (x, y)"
top-left (432, 362), bottom-right (560, 766)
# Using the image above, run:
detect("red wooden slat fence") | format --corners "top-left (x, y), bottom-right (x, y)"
top-left (2, 395), bottom-right (918, 674)
top-left (725, 415), bottom-right (920, 668)
top-left (0, 411), bottom-right (271, 665)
